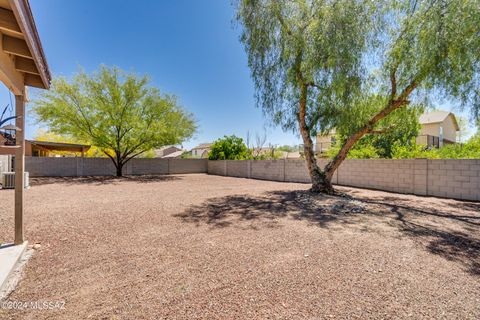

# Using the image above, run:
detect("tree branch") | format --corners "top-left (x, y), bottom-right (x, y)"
top-left (102, 149), bottom-right (118, 169)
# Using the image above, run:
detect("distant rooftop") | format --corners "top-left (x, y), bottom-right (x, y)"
top-left (161, 150), bottom-right (184, 158)
top-left (192, 143), bottom-right (212, 150)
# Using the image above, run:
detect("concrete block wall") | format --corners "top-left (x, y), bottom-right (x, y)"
top-left (82, 158), bottom-right (116, 176)
top-left (251, 160), bottom-right (285, 182)
top-left (26, 157), bottom-right (208, 177)
top-left (168, 159), bottom-right (207, 174)
top-left (427, 159), bottom-right (480, 201)
top-left (284, 160), bottom-right (310, 183)
top-left (208, 160), bottom-right (226, 176)
top-left (129, 159), bottom-right (168, 175)
top-left (26, 157), bottom-right (78, 177)
top-left (337, 159), bottom-right (416, 194)
top-left (207, 159), bottom-right (480, 201)
top-left (226, 160), bottom-right (250, 178)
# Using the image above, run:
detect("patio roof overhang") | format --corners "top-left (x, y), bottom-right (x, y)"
top-left (0, 0), bottom-right (50, 247)
top-left (0, 0), bottom-right (51, 95)
top-left (29, 140), bottom-right (91, 154)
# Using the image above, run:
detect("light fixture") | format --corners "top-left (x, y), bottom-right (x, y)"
top-left (0, 124), bottom-right (21, 131)
top-left (0, 123), bottom-right (21, 148)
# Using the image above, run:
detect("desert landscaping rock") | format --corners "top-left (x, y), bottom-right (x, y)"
top-left (0, 174), bottom-right (479, 319)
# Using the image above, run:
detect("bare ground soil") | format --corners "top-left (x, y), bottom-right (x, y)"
top-left (0, 174), bottom-right (479, 319)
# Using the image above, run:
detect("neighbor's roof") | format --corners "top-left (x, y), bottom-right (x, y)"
top-left (154, 145), bottom-right (181, 156)
top-left (156, 145), bottom-right (179, 151)
top-left (192, 143), bottom-right (212, 150)
top-left (419, 111), bottom-right (459, 131)
top-left (28, 140), bottom-right (90, 153)
top-left (286, 151), bottom-right (301, 159)
top-left (161, 150), bottom-right (184, 158)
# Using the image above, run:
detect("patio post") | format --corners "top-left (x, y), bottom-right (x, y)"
top-left (14, 93), bottom-right (25, 245)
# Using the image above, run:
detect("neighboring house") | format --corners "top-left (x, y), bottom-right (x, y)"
top-left (154, 146), bottom-right (183, 158)
top-left (0, 135), bottom-right (91, 157)
top-left (315, 129), bottom-right (336, 155)
top-left (416, 111), bottom-right (459, 148)
top-left (191, 143), bottom-right (212, 158)
top-left (315, 110), bottom-right (459, 154)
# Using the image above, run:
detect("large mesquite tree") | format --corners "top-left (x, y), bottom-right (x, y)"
top-left (33, 66), bottom-right (196, 176)
top-left (236, 0), bottom-right (480, 193)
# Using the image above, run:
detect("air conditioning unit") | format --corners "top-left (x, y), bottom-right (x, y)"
top-left (1, 172), bottom-right (29, 189)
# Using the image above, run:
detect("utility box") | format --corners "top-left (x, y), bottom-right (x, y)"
top-left (0, 155), bottom-right (13, 173)
top-left (0, 171), bottom-right (29, 189)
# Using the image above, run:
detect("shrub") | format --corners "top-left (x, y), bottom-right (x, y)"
top-left (392, 135), bottom-right (480, 159)
top-left (208, 135), bottom-right (252, 160)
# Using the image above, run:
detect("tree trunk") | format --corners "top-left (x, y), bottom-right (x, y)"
top-left (322, 95), bottom-right (413, 181)
top-left (298, 84), bottom-right (334, 194)
top-left (323, 130), bottom-right (366, 183)
top-left (115, 151), bottom-right (123, 177)
top-left (116, 164), bottom-right (123, 177)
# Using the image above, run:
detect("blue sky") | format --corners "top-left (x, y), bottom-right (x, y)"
top-left (0, 1), bottom-right (475, 148)
top-left (0, 0), bottom-right (303, 149)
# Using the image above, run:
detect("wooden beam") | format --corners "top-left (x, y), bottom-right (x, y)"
top-left (14, 93), bottom-right (25, 245)
top-left (0, 8), bottom-right (22, 36)
top-left (0, 38), bottom-right (24, 95)
top-left (3, 34), bottom-right (32, 59)
top-left (9, 0), bottom-right (50, 89)
top-left (24, 73), bottom-right (43, 88)
top-left (15, 56), bottom-right (38, 74)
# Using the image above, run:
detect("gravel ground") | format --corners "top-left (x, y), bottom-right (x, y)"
top-left (0, 174), bottom-right (479, 319)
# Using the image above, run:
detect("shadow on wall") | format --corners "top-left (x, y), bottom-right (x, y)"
top-left (29, 175), bottom-right (183, 186)
top-left (176, 190), bottom-right (480, 276)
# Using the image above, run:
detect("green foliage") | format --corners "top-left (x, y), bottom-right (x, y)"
top-left (346, 145), bottom-right (380, 159)
top-left (208, 135), bottom-right (252, 160)
top-left (180, 151), bottom-right (194, 159)
top-left (276, 144), bottom-right (300, 153)
top-left (32, 66), bottom-right (196, 175)
top-left (341, 106), bottom-right (422, 158)
top-left (237, 0), bottom-right (480, 175)
top-left (252, 149), bottom-right (284, 160)
top-left (236, 0), bottom-right (375, 134)
top-left (326, 106), bottom-right (420, 159)
top-left (326, 142), bottom-right (380, 159)
top-left (392, 135), bottom-right (480, 159)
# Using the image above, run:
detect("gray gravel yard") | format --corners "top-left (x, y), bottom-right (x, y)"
top-left (0, 174), bottom-right (479, 319)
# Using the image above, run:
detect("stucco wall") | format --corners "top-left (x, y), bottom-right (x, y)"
top-left (207, 159), bottom-right (480, 201)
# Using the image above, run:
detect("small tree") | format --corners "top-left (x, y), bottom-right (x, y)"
top-left (33, 66), bottom-right (196, 176)
top-left (208, 135), bottom-right (252, 160)
top-left (236, 0), bottom-right (480, 193)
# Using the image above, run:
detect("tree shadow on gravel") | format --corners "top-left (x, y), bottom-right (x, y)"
top-left (175, 190), bottom-right (362, 230)
top-left (177, 190), bottom-right (480, 276)
top-left (30, 175), bottom-right (182, 186)
top-left (355, 196), bottom-right (480, 276)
